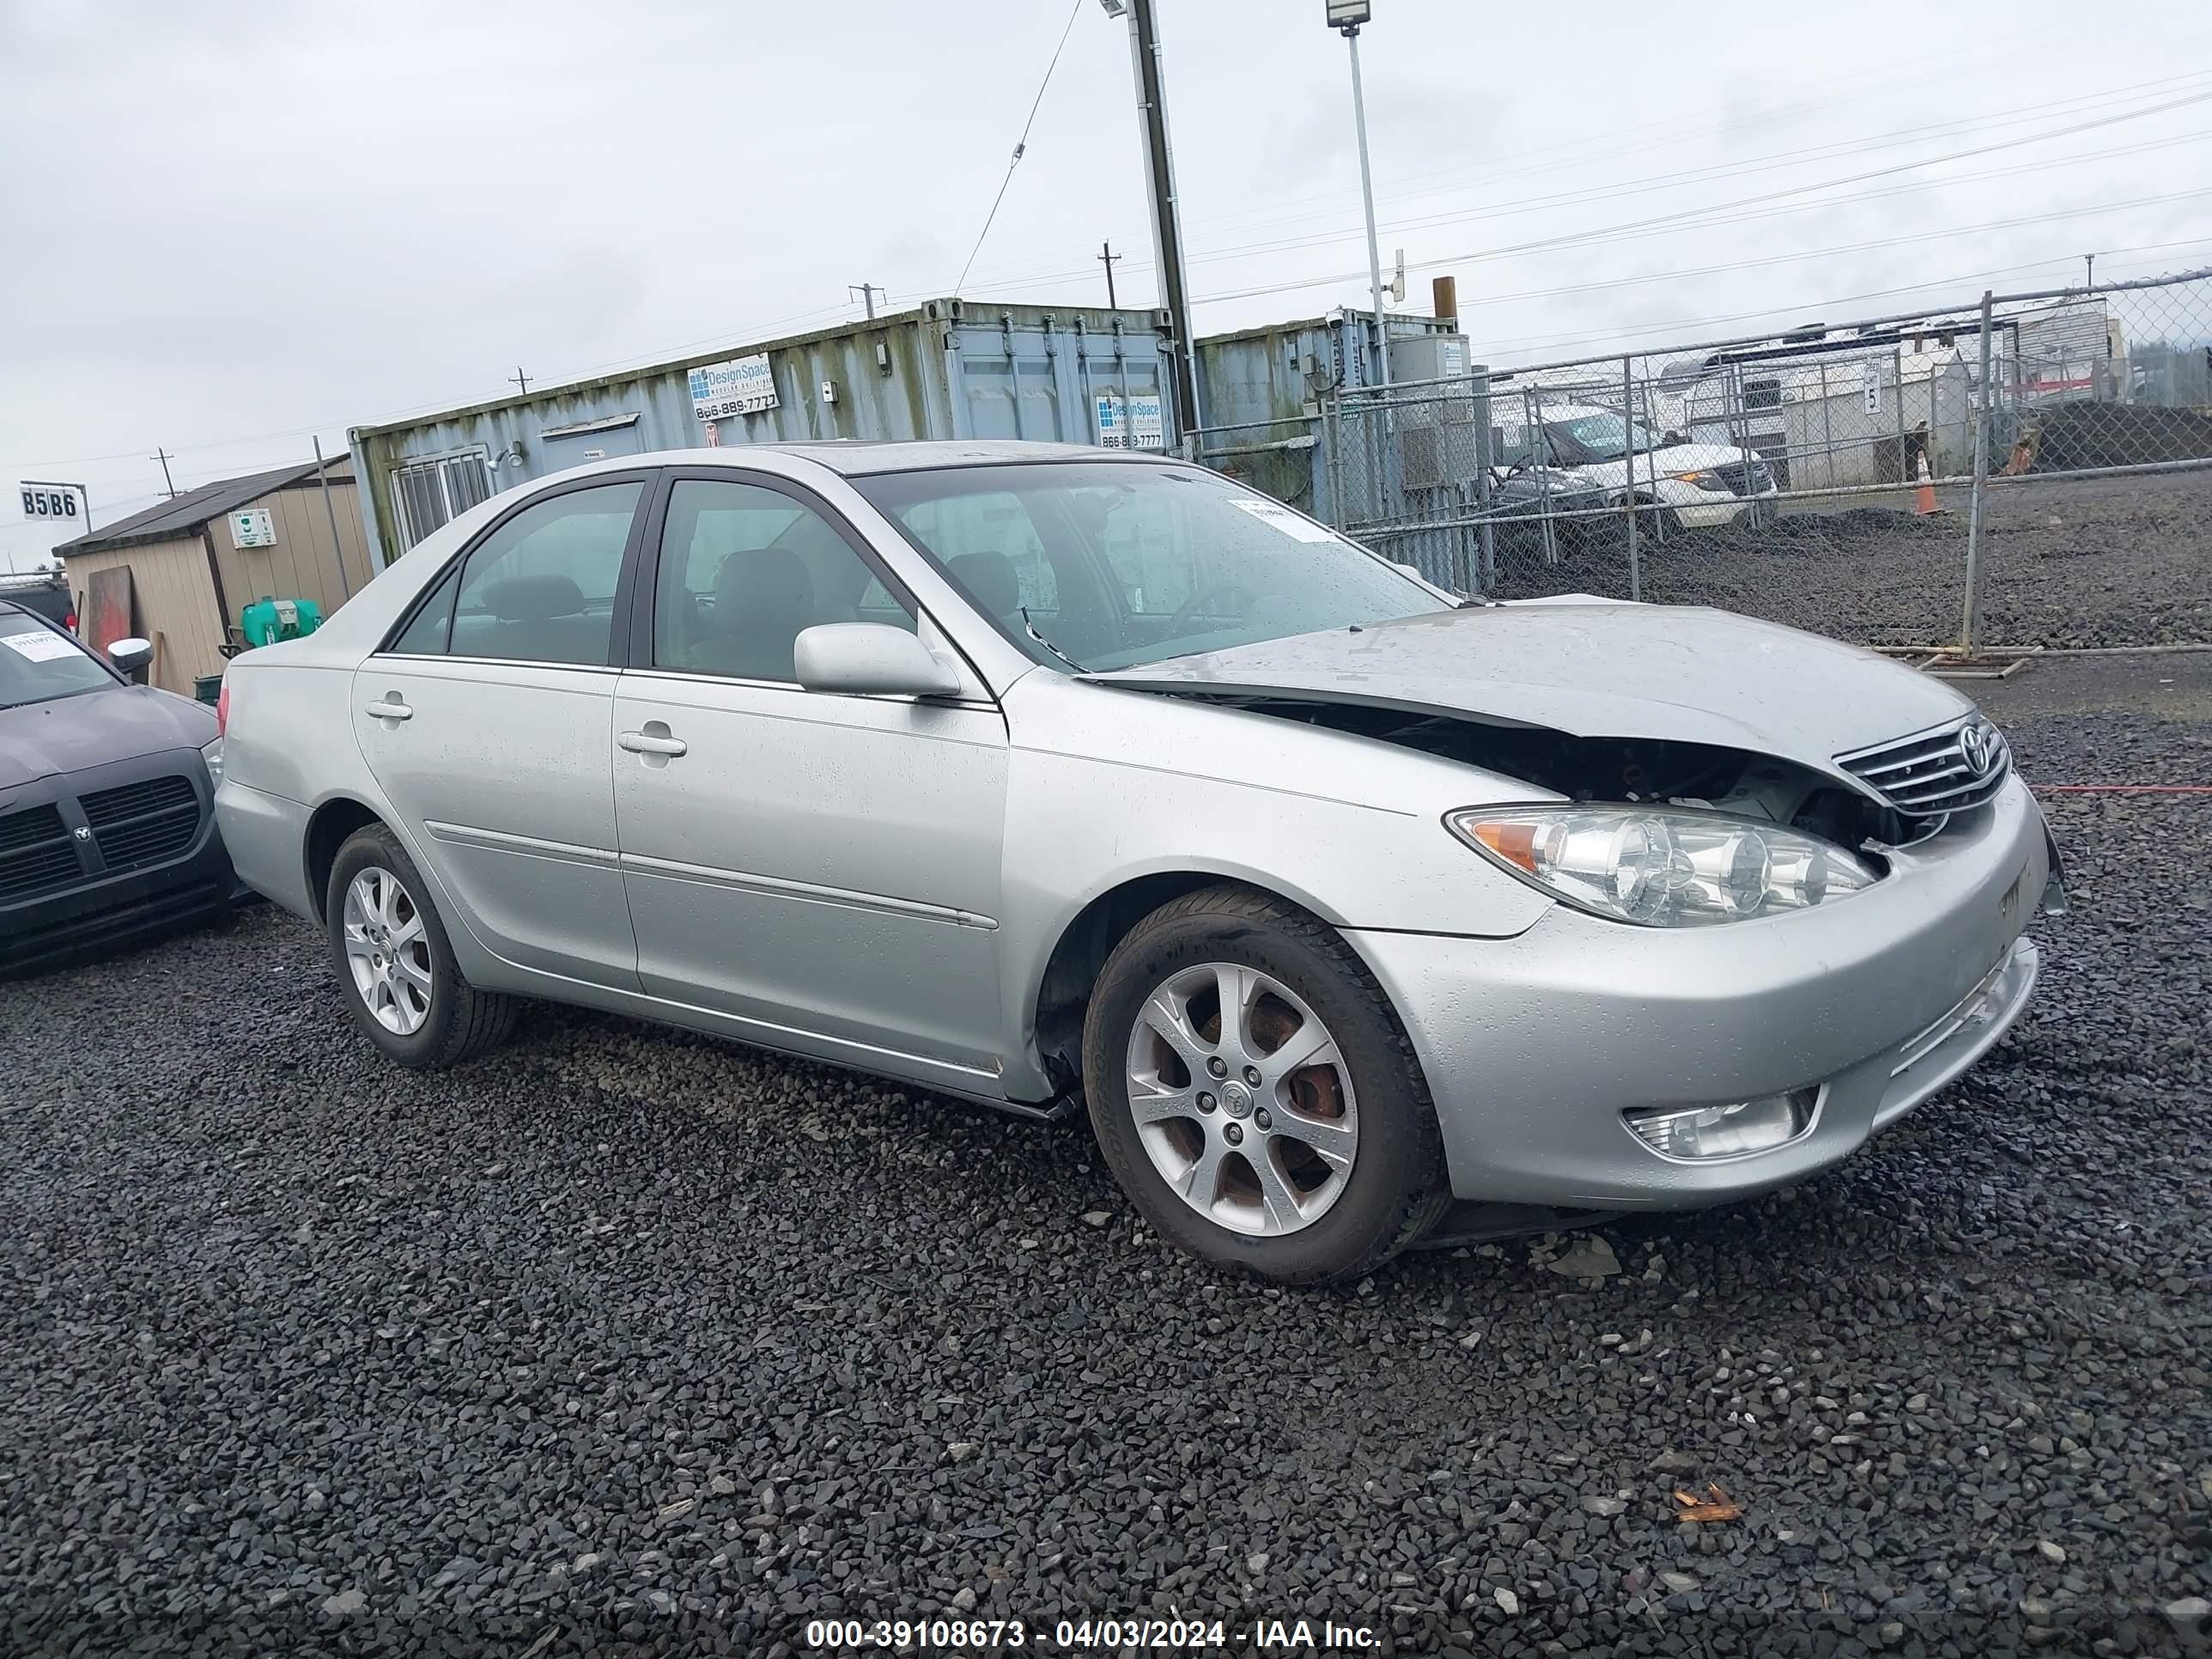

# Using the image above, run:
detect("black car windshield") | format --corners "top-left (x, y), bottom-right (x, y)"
top-left (1544, 411), bottom-right (1660, 464)
top-left (0, 614), bottom-right (112, 709)
top-left (852, 462), bottom-right (1449, 672)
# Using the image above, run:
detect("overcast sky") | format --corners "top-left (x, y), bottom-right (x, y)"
top-left (3, 0), bottom-right (2209, 571)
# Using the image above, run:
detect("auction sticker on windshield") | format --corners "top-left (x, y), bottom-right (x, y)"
top-left (1226, 496), bottom-right (1337, 543)
top-left (2, 629), bottom-right (77, 662)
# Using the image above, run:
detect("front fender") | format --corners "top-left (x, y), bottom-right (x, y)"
top-left (993, 674), bottom-right (1554, 1097)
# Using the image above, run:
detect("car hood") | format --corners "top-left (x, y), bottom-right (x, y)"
top-left (1085, 603), bottom-right (1972, 770)
top-left (1577, 441), bottom-right (1748, 476)
top-left (0, 685), bottom-right (216, 794)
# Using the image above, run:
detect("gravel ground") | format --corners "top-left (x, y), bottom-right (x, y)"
top-left (1491, 470), bottom-right (2212, 650)
top-left (4, 655), bottom-right (2209, 1658)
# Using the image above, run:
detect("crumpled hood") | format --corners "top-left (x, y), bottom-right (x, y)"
top-left (1086, 603), bottom-right (1972, 769)
top-left (0, 685), bottom-right (215, 794)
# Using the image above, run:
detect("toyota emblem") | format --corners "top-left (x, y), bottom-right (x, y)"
top-left (1959, 720), bottom-right (1993, 776)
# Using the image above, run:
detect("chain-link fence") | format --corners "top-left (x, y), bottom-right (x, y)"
top-left (1296, 266), bottom-right (2212, 653)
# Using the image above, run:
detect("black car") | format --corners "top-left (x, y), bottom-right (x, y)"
top-left (0, 570), bottom-right (76, 631)
top-left (0, 601), bottom-right (239, 973)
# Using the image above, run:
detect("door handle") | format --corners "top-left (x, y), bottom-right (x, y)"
top-left (618, 730), bottom-right (687, 757)
top-left (363, 698), bottom-right (413, 721)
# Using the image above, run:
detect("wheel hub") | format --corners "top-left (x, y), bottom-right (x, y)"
top-left (1123, 961), bottom-right (1360, 1239)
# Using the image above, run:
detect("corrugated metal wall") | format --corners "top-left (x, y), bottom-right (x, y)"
top-left (349, 300), bottom-right (1175, 569)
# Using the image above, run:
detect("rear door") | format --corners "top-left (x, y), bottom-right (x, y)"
top-left (611, 471), bottom-right (1010, 1079)
top-left (353, 474), bottom-right (649, 988)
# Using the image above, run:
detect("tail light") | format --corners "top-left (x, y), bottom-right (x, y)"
top-left (64, 611), bottom-right (78, 632)
top-left (216, 680), bottom-right (230, 736)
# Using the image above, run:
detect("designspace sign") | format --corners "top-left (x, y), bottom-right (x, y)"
top-left (689, 355), bottom-right (779, 423)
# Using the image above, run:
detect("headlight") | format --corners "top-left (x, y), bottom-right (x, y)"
top-left (200, 735), bottom-right (223, 786)
top-left (1670, 469), bottom-right (1732, 491)
top-left (1445, 804), bottom-right (1876, 927)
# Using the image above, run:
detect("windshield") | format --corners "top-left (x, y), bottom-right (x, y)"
top-left (852, 462), bottom-right (1449, 672)
top-left (1544, 411), bottom-right (1661, 465)
top-left (0, 614), bottom-right (113, 709)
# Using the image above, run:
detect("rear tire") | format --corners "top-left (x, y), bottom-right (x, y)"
top-left (1081, 883), bottom-right (1449, 1285)
top-left (325, 824), bottom-right (516, 1069)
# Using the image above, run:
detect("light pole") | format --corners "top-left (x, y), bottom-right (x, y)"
top-left (1328, 1), bottom-right (1390, 388)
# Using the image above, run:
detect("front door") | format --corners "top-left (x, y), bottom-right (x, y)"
top-left (354, 476), bottom-right (648, 988)
top-left (611, 473), bottom-right (1008, 1080)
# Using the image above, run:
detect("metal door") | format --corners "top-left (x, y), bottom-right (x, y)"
top-left (352, 476), bottom-right (648, 988)
top-left (610, 471), bottom-right (1009, 1082)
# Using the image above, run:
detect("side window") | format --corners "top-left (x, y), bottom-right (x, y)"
top-left (651, 479), bottom-right (914, 682)
top-left (389, 566), bottom-right (459, 655)
top-left (446, 481), bottom-right (643, 665)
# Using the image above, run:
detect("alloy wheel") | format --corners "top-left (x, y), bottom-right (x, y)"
top-left (341, 866), bottom-right (433, 1036)
top-left (1123, 962), bottom-right (1358, 1237)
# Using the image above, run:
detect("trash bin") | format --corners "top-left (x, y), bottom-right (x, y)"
top-left (193, 673), bottom-right (224, 706)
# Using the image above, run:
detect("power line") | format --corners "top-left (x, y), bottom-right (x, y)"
top-left (1433, 189), bottom-right (2212, 321)
top-left (939, 67), bottom-right (2212, 297)
top-left (1181, 91), bottom-right (2212, 310)
top-left (951, 0), bottom-right (1085, 299)
top-left (1466, 240), bottom-right (2212, 365)
top-left (947, 121), bottom-right (2208, 310)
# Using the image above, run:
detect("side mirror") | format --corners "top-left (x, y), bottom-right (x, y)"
top-left (793, 623), bottom-right (963, 699)
top-left (109, 636), bottom-right (153, 675)
top-left (1662, 430), bottom-right (1687, 447)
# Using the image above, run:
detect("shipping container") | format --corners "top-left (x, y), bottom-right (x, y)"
top-left (1192, 309), bottom-right (1462, 525)
top-left (349, 299), bottom-right (1176, 570)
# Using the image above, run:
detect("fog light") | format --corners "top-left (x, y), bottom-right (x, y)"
top-left (1625, 1089), bottom-right (1818, 1159)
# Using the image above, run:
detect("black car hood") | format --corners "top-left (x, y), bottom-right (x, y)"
top-left (0, 686), bottom-right (216, 796)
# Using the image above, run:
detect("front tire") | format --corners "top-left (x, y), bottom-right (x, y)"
top-left (326, 824), bottom-right (516, 1069)
top-left (1081, 884), bottom-right (1449, 1284)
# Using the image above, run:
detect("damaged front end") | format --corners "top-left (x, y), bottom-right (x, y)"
top-left (1200, 695), bottom-right (1930, 860)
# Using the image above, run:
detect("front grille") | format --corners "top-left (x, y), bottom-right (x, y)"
top-left (0, 804), bottom-right (82, 902)
top-left (1837, 717), bottom-right (2011, 818)
top-left (1710, 458), bottom-right (1772, 496)
top-left (78, 775), bottom-right (202, 872)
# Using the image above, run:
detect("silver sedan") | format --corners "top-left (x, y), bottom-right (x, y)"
top-left (214, 441), bottom-right (2059, 1283)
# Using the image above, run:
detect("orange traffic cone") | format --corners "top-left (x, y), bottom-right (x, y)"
top-left (1913, 450), bottom-right (1938, 516)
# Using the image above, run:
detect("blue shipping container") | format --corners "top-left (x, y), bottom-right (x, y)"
top-left (349, 299), bottom-right (1176, 569)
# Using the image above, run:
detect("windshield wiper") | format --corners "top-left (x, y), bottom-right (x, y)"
top-left (1019, 605), bottom-right (1086, 673)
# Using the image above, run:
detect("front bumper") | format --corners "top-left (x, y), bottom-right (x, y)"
top-left (0, 755), bottom-right (238, 975)
top-left (1349, 775), bottom-right (2049, 1209)
top-left (1670, 483), bottom-right (1779, 530)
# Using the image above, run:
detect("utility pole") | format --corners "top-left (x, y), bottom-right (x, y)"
top-left (1329, 2), bottom-right (1391, 388)
top-left (508, 366), bottom-right (532, 395)
top-left (848, 283), bottom-right (884, 319)
top-left (1098, 241), bottom-right (1121, 310)
top-left (150, 449), bottom-right (177, 498)
top-left (313, 434), bottom-right (353, 599)
top-left (1115, 0), bottom-right (1203, 434)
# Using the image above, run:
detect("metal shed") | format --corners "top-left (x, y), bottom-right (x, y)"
top-left (349, 299), bottom-right (1176, 570)
top-left (52, 458), bottom-right (370, 695)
